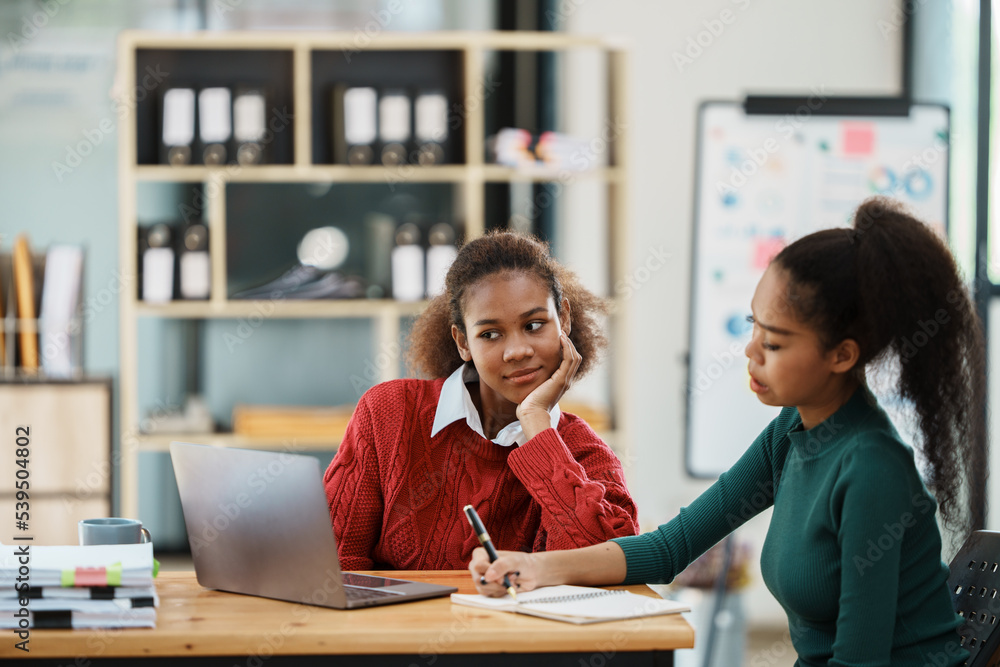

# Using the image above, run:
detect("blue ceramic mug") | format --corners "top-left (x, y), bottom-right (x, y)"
top-left (78, 518), bottom-right (151, 546)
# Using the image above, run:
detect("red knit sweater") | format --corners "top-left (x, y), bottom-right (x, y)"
top-left (323, 378), bottom-right (638, 570)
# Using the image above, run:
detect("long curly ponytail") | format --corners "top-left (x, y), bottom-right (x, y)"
top-left (773, 196), bottom-right (986, 539)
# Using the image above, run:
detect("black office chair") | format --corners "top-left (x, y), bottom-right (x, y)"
top-left (949, 530), bottom-right (1000, 666)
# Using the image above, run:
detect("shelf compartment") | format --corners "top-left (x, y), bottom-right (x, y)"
top-left (310, 49), bottom-right (465, 166)
top-left (134, 48), bottom-right (295, 166)
top-left (225, 181), bottom-right (459, 299)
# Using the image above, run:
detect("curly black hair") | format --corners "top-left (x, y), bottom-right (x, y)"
top-left (772, 196), bottom-right (986, 540)
top-left (407, 230), bottom-right (609, 380)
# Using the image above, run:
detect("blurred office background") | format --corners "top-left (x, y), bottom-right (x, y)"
top-left (0, 1), bottom-right (994, 664)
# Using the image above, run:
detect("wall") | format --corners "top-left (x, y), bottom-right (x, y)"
top-left (563, 0), bottom-right (902, 626)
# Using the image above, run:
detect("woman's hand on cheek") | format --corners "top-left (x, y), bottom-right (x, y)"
top-left (516, 332), bottom-right (582, 438)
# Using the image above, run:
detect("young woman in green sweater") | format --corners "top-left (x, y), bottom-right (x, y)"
top-left (470, 196), bottom-right (985, 666)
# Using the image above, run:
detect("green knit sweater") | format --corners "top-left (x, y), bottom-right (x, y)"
top-left (612, 389), bottom-right (965, 667)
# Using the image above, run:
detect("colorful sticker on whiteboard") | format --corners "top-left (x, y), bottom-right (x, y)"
top-left (869, 166), bottom-right (897, 194)
top-left (842, 122), bottom-right (876, 156)
top-left (752, 236), bottom-right (786, 270)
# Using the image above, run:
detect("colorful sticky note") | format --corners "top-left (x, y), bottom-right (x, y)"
top-left (842, 122), bottom-right (875, 156)
top-left (753, 237), bottom-right (786, 270)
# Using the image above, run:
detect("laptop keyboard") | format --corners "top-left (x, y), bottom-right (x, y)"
top-left (344, 586), bottom-right (401, 600)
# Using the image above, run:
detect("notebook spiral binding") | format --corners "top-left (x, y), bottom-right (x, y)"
top-left (522, 589), bottom-right (628, 605)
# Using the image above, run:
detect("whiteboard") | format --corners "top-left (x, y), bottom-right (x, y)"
top-left (686, 101), bottom-right (950, 478)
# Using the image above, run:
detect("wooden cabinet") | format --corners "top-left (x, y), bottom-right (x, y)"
top-left (0, 380), bottom-right (112, 545)
top-left (116, 31), bottom-right (631, 519)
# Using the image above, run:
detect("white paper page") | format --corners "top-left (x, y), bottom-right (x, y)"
top-left (452, 585), bottom-right (688, 620)
top-left (0, 542), bottom-right (154, 587)
top-left (0, 596), bottom-right (156, 612)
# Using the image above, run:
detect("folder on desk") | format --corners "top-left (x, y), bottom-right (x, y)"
top-left (0, 542), bottom-right (156, 588)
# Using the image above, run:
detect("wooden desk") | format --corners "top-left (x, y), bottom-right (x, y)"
top-left (5, 570), bottom-right (694, 666)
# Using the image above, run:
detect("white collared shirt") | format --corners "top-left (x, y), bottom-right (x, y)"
top-left (430, 363), bottom-right (561, 447)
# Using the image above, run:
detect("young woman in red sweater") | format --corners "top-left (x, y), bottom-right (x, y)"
top-left (323, 231), bottom-right (638, 570)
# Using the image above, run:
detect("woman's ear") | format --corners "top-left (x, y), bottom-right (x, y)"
top-left (560, 298), bottom-right (572, 336)
top-left (830, 338), bottom-right (860, 375)
top-left (451, 324), bottom-right (472, 362)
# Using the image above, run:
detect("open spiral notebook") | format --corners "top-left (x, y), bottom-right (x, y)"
top-left (450, 585), bottom-right (690, 624)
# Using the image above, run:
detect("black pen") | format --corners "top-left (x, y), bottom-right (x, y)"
top-left (464, 504), bottom-right (517, 600)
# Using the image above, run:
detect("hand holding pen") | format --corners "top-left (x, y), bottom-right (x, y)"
top-left (464, 504), bottom-right (517, 600)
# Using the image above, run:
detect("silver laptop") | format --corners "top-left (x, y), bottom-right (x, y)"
top-left (169, 441), bottom-right (457, 608)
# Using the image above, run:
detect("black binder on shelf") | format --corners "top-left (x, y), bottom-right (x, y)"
top-left (378, 88), bottom-right (412, 166)
top-left (178, 222), bottom-right (210, 300)
top-left (331, 85), bottom-right (377, 165)
top-left (233, 86), bottom-right (269, 166)
top-left (198, 87), bottom-right (233, 166)
top-left (160, 87), bottom-right (196, 166)
top-left (414, 90), bottom-right (449, 165)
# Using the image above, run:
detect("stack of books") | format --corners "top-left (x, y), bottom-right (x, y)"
top-left (0, 542), bottom-right (158, 629)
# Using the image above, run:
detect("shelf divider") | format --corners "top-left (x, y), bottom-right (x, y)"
top-left (294, 44), bottom-right (312, 166)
